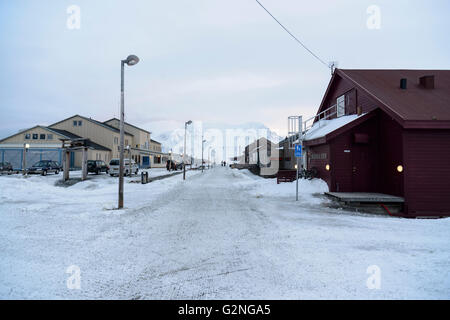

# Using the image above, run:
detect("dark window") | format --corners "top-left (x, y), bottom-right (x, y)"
top-left (32, 134), bottom-right (38, 140)
top-left (25, 134), bottom-right (31, 139)
top-left (73, 120), bottom-right (78, 126)
top-left (78, 120), bottom-right (82, 126)
top-left (40, 134), bottom-right (46, 140)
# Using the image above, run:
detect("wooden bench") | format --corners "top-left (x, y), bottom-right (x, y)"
top-left (277, 170), bottom-right (297, 184)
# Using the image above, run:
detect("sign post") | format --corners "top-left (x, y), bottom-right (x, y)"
top-left (295, 144), bottom-right (302, 201)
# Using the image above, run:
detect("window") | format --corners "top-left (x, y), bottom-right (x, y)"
top-left (73, 120), bottom-right (78, 126)
top-left (25, 134), bottom-right (31, 140)
top-left (114, 137), bottom-right (119, 144)
top-left (32, 134), bottom-right (38, 140)
top-left (337, 95), bottom-right (345, 117)
top-left (125, 139), bottom-right (128, 146)
top-left (40, 134), bottom-right (46, 140)
top-left (47, 134), bottom-right (53, 140)
top-left (78, 120), bottom-right (82, 126)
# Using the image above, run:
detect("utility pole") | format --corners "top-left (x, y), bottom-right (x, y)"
top-left (118, 55), bottom-right (139, 209)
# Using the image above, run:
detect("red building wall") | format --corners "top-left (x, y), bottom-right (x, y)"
top-left (403, 130), bottom-right (450, 216)
top-left (318, 75), bottom-right (378, 118)
top-left (378, 112), bottom-right (404, 197)
top-left (330, 115), bottom-right (379, 192)
top-left (308, 144), bottom-right (331, 186)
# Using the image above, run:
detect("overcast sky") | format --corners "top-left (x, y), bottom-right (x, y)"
top-left (1, 0), bottom-right (449, 139)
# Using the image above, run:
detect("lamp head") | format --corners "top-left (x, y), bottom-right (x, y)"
top-left (124, 55), bottom-right (140, 66)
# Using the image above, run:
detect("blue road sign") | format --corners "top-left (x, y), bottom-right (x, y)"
top-left (295, 144), bottom-right (302, 157)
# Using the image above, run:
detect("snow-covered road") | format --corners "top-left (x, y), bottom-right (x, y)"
top-left (1, 167), bottom-right (449, 299)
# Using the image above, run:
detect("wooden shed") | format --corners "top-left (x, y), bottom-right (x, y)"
top-left (304, 69), bottom-right (450, 217)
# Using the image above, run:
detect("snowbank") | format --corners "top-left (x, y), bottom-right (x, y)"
top-left (231, 168), bottom-right (329, 206)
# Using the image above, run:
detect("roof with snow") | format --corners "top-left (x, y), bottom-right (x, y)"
top-left (316, 69), bottom-right (450, 129)
top-left (303, 114), bottom-right (362, 141)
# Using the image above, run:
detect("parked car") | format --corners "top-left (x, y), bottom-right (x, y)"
top-left (27, 160), bottom-right (62, 176)
top-left (0, 162), bottom-right (13, 174)
top-left (87, 160), bottom-right (109, 175)
top-left (109, 158), bottom-right (139, 176)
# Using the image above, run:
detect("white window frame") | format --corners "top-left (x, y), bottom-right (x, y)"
top-left (337, 95), bottom-right (345, 117)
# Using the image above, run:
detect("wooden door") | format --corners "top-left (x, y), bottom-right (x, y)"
top-left (351, 144), bottom-right (373, 192)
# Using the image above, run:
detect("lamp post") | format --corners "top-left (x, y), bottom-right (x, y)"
top-left (202, 137), bottom-right (206, 173)
top-left (118, 54), bottom-right (139, 209)
top-left (183, 120), bottom-right (192, 180)
top-left (22, 143), bottom-right (30, 175)
top-left (208, 146), bottom-right (211, 169)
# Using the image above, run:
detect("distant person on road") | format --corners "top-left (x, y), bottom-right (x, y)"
top-left (166, 160), bottom-right (171, 172)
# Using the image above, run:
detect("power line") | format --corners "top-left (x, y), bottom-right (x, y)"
top-left (255, 0), bottom-right (330, 69)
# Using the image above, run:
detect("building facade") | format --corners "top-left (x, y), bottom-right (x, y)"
top-left (0, 115), bottom-right (167, 170)
top-left (303, 69), bottom-right (450, 217)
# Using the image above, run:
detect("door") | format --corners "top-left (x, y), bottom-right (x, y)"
top-left (351, 144), bottom-right (373, 192)
top-left (142, 156), bottom-right (149, 168)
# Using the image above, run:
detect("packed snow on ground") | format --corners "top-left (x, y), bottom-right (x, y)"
top-left (0, 167), bottom-right (449, 299)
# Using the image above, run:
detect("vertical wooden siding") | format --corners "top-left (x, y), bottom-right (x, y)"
top-left (403, 130), bottom-right (450, 216)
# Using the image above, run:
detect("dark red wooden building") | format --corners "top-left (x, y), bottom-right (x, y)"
top-left (304, 69), bottom-right (450, 217)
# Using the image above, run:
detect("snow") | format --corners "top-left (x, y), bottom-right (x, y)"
top-left (304, 114), bottom-right (362, 141)
top-left (1, 167), bottom-right (449, 299)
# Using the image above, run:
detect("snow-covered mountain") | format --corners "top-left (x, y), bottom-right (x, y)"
top-left (154, 122), bottom-right (282, 158)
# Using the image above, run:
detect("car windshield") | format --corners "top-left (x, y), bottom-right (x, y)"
top-left (33, 161), bottom-right (48, 167)
top-left (110, 160), bottom-right (119, 166)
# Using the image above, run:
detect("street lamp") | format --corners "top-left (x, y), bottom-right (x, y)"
top-left (183, 120), bottom-right (192, 180)
top-left (208, 146), bottom-right (211, 169)
top-left (202, 138), bottom-right (206, 173)
top-left (118, 54), bottom-right (139, 209)
top-left (22, 143), bottom-right (30, 175)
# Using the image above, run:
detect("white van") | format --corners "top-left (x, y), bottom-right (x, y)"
top-left (109, 158), bottom-right (139, 176)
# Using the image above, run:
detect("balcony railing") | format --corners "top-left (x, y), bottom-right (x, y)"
top-left (302, 104), bottom-right (337, 136)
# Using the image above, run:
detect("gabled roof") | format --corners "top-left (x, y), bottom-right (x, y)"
top-left (0, 125), bottom-right (111, 151)
top-left (304, 112), bottom-right (376, 147)
top-left (49, 128), bottom-right (110, 151)
top-left (47, 128), bottom-right (82, 140)
top-left (49, 115), bottom-right (134, 136)
top-left (328, 69), bottom-right (450, 128)
top-left (103, 118), bottom-right (151, 134)
top-left (304, 114), bottom-right (362, 141)
top-left (150, 139), bottom-right (161, 145)
top-left (0, 125), bottom-right (72, 143)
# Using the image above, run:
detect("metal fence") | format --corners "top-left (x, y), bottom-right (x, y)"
top-left (0, 148), bottom-right (62, 170)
